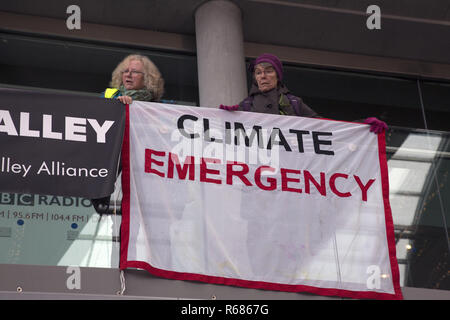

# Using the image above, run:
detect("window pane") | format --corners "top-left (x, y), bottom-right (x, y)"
top-left (0, 193), bottom-right (120, 267)
top-left (282, 65), bottom-right (424, 129)
top-left (387, 126), bottom-right (449, 290)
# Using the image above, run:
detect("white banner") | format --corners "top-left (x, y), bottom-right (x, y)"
top-left (120, 102), bottom-right (402, 300)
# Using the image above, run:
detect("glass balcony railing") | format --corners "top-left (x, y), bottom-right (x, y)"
top-left (0, 181), bottom-right (122, 268)
top-left (0, 124), bottom-right (448, 291)
top-left (386, 126), bottom-right (449, 290)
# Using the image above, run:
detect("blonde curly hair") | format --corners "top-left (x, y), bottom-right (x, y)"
top-left (110, 54), bottom-right (164, 101)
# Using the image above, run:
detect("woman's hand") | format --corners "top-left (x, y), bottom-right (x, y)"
top-left (364, 117), bottom-right (388, 134)
top-left (117, 95), bottom-right (133, 104)
top-left (219, 104), bottom-right (239, 111)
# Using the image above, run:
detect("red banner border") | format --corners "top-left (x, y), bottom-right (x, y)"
top-left (120, 107), bottom-right (403, 300)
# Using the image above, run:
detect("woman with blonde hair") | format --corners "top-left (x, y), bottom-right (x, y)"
top-left (104, 54), bottom-right (164, 104)
top-left (93, 54), bottom-right (164, 214)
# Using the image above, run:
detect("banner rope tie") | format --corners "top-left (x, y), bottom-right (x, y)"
top-left (119, 270), bottom-right (126, 295)
top-left (114, 149), bottom-right (125, 295)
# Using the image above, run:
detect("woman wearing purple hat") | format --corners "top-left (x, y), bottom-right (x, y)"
top-left (220, 53), bottom-right (387, 134)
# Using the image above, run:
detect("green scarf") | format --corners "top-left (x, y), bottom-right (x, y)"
top-left (119, 85), bottom-right (154, 102)
top-left (278, 93), bottom-right (294, 115)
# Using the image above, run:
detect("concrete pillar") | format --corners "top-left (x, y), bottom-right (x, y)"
top-left (195, 0), bottom-right (248, 108)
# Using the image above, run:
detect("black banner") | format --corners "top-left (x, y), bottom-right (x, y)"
top-left (0, 88), bottom-right (125, 198)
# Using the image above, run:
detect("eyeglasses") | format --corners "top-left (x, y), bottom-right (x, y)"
top-left (122, 69), bottom-right (144, 76)
top-left (254, 67), bottom-right (276, 77)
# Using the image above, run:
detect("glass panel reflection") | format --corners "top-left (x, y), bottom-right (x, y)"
top-left (387, 126), bottom-right (449, 290)
top-left (0, 182), bottom-right (121, 268)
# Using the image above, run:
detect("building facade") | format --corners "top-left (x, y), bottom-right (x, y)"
top-left (0, 0), bottom-right (449, 300)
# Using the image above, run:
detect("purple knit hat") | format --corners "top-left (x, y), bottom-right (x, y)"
top-left (250, 53), bottom-right (283, 81)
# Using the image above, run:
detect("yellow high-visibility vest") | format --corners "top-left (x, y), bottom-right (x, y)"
top-left (104, 88), bottom-right (119, 98)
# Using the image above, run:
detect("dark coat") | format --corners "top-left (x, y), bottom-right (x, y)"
top-left (238, 83), bottom-right (319, 118)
